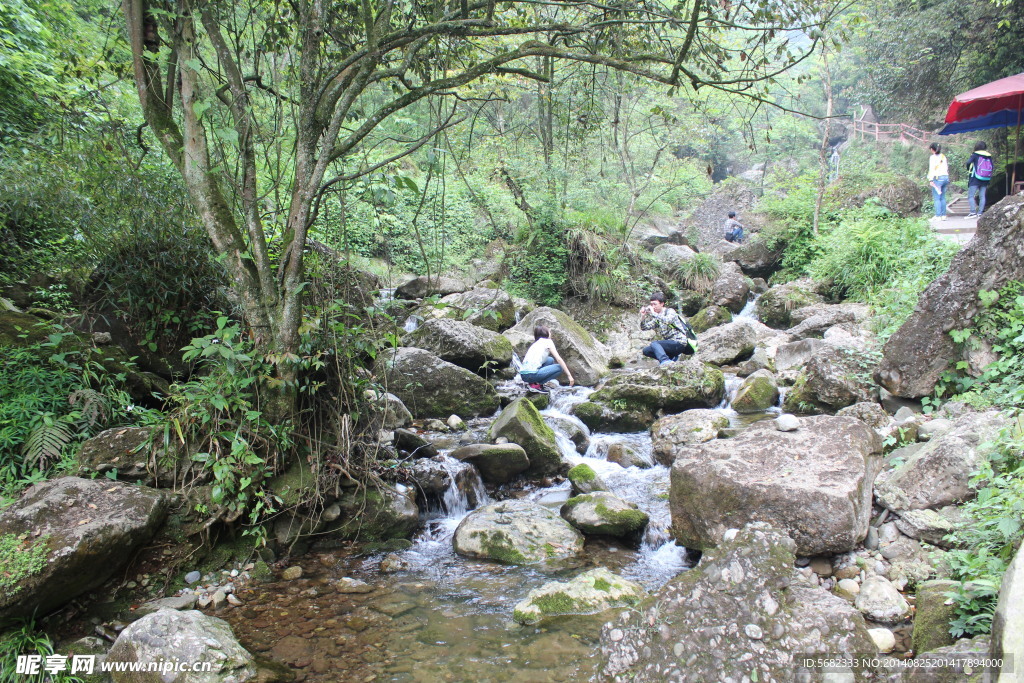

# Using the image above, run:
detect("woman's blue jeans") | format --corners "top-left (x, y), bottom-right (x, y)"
top-left (931, 175), bottom-right (949, 216)
top-left (520, 357), bottom-right (562, 384)
top-left (968, 183), bottom-right (988, 214)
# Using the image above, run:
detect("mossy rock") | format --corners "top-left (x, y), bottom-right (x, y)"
top-left (589, 360), bottom-right (726, 417)
top-left (689, 305), bottom-right (732, 334)
top-left (572, 400), bottom-right (651, 433)
top-left (326, 485), bottom-right (419, 541)
top-left (731, 373), bottom-right (780, 413)
top-left (756, 281), bottom-right (823, 329)
top-left (567, 463), bottom-right (608, 495)
top-left (267, 459), bottom-right (317, 509)
top-left (560, 492), bottom-right (649, 538)
top-left (453, 499), bottom-right (584, 565)
top-left (512, 568), bottom-right (648, 625)
top-left (488, 398), bottom-right (562, 476)
top-left (911, 580), bottom-right (960, 655)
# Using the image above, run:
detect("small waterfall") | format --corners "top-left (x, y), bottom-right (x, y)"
top-left (777, 386), bottom-right (788, 409)
top-left (718, 374), bottom-right (742, 410)
top-left (403, 314), bottom-right (422, 333)
top-left (737, 294), bottom-right (759, 319)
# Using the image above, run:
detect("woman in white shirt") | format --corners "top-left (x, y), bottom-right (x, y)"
top-left (518, 326), bottom-right (575, 392)
top-left (928, 143), bottom-right (950, 220)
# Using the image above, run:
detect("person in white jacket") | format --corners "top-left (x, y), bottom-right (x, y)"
top-left (928, 143), bottom-right (949, 220)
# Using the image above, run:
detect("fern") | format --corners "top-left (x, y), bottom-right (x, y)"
top-left (69, 388), bottom-right (108, 428)
top-left (22, 419), bottom-right (75, 471)
top-left (676, 253), bottom-right (721, 294)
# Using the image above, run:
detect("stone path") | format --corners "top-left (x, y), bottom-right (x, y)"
top-left (930, 194), bottom-right (976, 246)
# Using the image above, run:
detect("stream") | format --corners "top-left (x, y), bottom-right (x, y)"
top-left (221, 374), bottom-right (784, 682)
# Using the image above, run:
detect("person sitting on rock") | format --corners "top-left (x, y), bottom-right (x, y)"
top-left (723, 211), bottom-right (745, 243)
top-left (519, 325), bottom-right (575, 393)
top-left (640, 291), bottom-right (698, 366)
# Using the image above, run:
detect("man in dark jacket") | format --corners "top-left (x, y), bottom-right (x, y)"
top-left (966, 141), bottom-right (994, 217)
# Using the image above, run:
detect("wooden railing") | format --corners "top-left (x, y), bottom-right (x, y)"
top-left (852, 119), bottom-right (931, 144)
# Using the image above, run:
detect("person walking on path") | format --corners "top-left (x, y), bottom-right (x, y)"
top-left (928, 143), bottom-right (950, 220)
top-left (639, 291), bottom-right (698, 366)
top-left (966, 141), bottom-right (994, 217)
top-left (723, 211), bottom-right (745, 243)
top-left (518, 325), bottom-right (574, 393)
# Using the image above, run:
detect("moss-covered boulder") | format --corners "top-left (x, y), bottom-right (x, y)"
top-left (560, 492), bottom-right (649, 539)
top-left (503, 307), bottom-right (610, 386)
top-left (435, 287), bottom-right (517, 331)
top-left (403, 318), bottom-right (512, 373)
top-left (689, 305), bottom-right (732, 333)
top-left (710, 261), bottom-right (750, 314)
top-left (567, 463), bottom-right (608, 495)
top-left (911, 580), bottom-right (960, 655)
top-left (395, 275), bottom-right (467, 299)
top-left (451, 443), bottom-right (530, 484)
top-left (376, 347), bottom-right (500, 419)
top-left (579, 360), bottom-right (726, 432)
top-left (730, 370), bottom-right (780, 413)
top-left (0, 477), bottom-right (168, 621)
top-left (650, 409), bottom-right (730, 465)
top-left (695, 319), bottom-right (764, 366)
top-left (756, 279), bottom-right (824, 329)
top-left (488, 398), bottom-right (562, 476)
top-left (782, 345), bottom-right (877, 414)
top-left (267, 458), bottom-right (318, 509)
top-left (77, 426), bottom-right (200, 487)
top-left (513, 568), bottom-right (647, 625)
top-left (326, 484), bottom-right (419, 541)
top-left (605, 442), bottom-right (654, 469)
top-left (453, 499), bottom-right (584, 565)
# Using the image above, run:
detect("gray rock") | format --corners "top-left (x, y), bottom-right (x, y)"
top-left (546, 414), bottom-right (590, 455)
top-left (650, 243), bottom-right (697, 275)
top-left (134, 595), bottom-right (200, 619)
top-left (650, 409), bottom-right (730, 465)
top-left (451, 443), bottom-right (530, 484)
top-left (504, 307), bottom-right (610, 386)
top-left (775, 338), bottom-right (826, 372)
top-left (393, 428), bottom-right (439, 459)
top-left (395, 275), bottom-right (467, 299)
top-left (688, 304), bottom-right (732, 334)
top-left (599, 523), bottom-right (879, 681)
top-left (605, 443), bottom-right (654, 469)
top-left (325, 484), bottom-right (419, 541)
top-left (756, 279), bottom-right (824, 328)
top-left (566, 463), bottom-right (609, 495)
top-left (876, 195), bottom-right (1024, 398)
top-left (855, 575), bottom-right (910, 624)
top-left (435, 287), bottom-right (517, 331)
top-left (912, 579), bottom-right (960, 655)
top-left (731, 372), bottom-right (780, 413)
top-left (453, 499), bottom-right (584, 565)
top-left (106, 609), bottom-right (259, 682)
top-left (905, 635), bottom-right (990, 683)
top-left (990, 540), bottom-right (1024, 681)
top-left (185, 571), bottom-right (202, 585)
top-left (918, 418), bottom-right (954, 441)
top-left (513, 568), bottom-right (647, 625)
top-left (868, 627), bottom-right (896, 653)
top-left (488, 398), bottom-right (562, 476)
top-left (774, 414), bottom-right (800, 432)
top-left (875, 410), bottom-right (1007, 512)
top-left (365, 391), bottom-right (413, 430)
top-left (724, 237), bottom-right (785, 280)
top-left (696, 319), bottom-right (760, 365)
top-left (670, 416), bottom-right (880, 555)
top-left (560, 492), bottom-right (649, 539)
top-left (403, 318), bottom-right (513, 372)
top-left (77, 427), bottom-right (200, 487)
top-left (786, 302), bottom-right (871, 339)
top-left (710, 262), bottom-right (750, 314)
top-left (376, 347), bottom-right (499, 419)
top-left (783, 344), bottom-right (878, 414)
top-left (0, 477), bottom-right (167, 621)
top-left (894, 507), bottom-right (960, 547)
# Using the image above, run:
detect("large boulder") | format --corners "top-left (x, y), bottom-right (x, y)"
top-left (453, 499), bottom-right (584, 565)
top-left (730, 371), bottom-right (780, 413)
top-left (710, 262), bottom-right (750, 314)
top-left (723, 237), bottom-right (784, 280)
top-left (688, 305), bottom-right (732, 333)
top-left (376, 347), bottom-right (499, 419)
top-left (990, 540), bottom-right (1024, 681)
top-left (567, 463), bottom-right (609, 495)
top-left (599, 523), bottom-right (879, 681)
top-left (560, 492), bottom-right (649, 539)
top-left (696, 319), bottom-right (760, 365)
top-left (786, 302), bottom-right (872, 340)
top-left (488, 397), bottom-right (562, 476)
top-left (650, 243), bottom-right (696, 276)
top-left (876, 195), bottom-right (1024, 398)
top-left (669, 416), bottom-right (880, 555)
top-left (403, 318), bottom-right (512, 373)
top-left (513, 568), bottom-right (647, 626)
top-left (875, 410), bottom-right (1007, 512)
top-left (77, 427), bottom-right (202, 487)
top-left (576, 360), bottom-right (726, 432)
top-left (782, 344), bottom-right (878, 414)
top-left (395, 275), bottom-right (467, 299)
top-left (325, 484), bottom-right (419, 541)
top-left (435, 287), bottom-right (517, 331)
top-left (627, 218), bottom-right (687, 250)
top-left (0, 477), bottom-right (168, 620)
top-left (650, 409), bottom-right (730, 465)
top-left (755, 279), bottom-right (824, 329)
top-left (106, 609), bottom-right (265, 682)
top-left (677, 182), bottom-right (761, 253)
top-left (451, 443), bottom-right (530, 484)
top-left (504, 307), bottom-right (610, 386)
top-left (912, 579), bottom-right (960, 655)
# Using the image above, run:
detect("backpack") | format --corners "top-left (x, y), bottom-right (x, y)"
top-left (974, 155), bottom-right (994, 181)
top-left (673, 319), bottom-right (699, 353)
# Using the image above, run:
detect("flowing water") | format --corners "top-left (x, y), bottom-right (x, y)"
top-left (223, 353), bottom-right (777, 681)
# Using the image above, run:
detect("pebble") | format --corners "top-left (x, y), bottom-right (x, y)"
top-left (864, 527), bottom-right (879, 550)
top-left (282, 566), bottom-right (304, 581)
top-left (185, 570), bottom-right (203, 584)
top-left (744, 624), bottom-right (763, 640)
top-left (227, 594), bottom-right (243, 607)
top-left (868, 627), bottom-right (896, 653)
top-left (609, 629), bottom-right (624, 642)
top-left (775, 414), bottom-right (800, 432)
top-left (838, 579), bottom-right (860, 594)
top-left (212, 590), bottom-right (227, 608)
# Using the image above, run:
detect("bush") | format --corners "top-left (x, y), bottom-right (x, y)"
top-left (506, 207), bottom-right (569, 306)
top-left (675, 252), bottom-right (721, 295)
